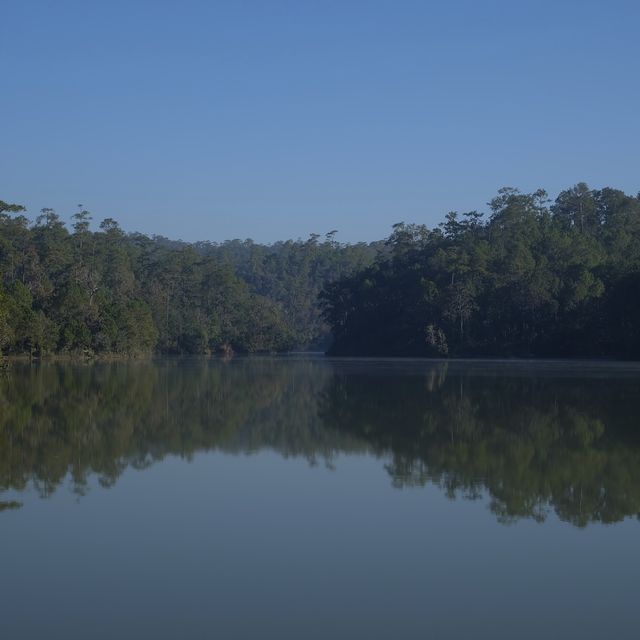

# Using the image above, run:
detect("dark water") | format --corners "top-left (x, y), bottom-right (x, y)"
top-left (1, 357), bottom-right (640, 639)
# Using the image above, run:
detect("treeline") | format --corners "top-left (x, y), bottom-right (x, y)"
top-left (3, 183), bottom-right (640, 359)
top-left (196, 235), bottom-right (379, 349)
top-left (322, 184), bottom-right (640, 358)
top-left (0, 200), bottom-right (377, 357)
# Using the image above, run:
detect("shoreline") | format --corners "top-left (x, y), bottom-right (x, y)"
top-left (4, 352), bottom-right (640, 366)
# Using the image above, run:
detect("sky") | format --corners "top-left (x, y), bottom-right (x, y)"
top-left (2, 0), bottom-right (639, 243)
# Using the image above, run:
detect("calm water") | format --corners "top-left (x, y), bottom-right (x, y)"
top-left (1, 357), bottom-right (640, 639)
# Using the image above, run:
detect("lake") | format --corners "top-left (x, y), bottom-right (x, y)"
top-left (1, 357), bottom-right (639, 639)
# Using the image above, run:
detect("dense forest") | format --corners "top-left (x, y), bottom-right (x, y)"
top-left (0, 199), bottom-right (377, 358)
top-left (322, 184), bottom-right (640, 358)
top-left (2, 182), bottom-right (640, 359)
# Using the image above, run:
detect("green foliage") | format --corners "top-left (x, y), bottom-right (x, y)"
top-left (3, 184), bottom-right (640, 359)
top-left (0, 198), bottom-right (380, 356)
top-left (322, 184), bottom-right (640, 358)
top-left (197, 234), bottom-right (381, 349)
top-left (0, 285), bottom-right (8, 368)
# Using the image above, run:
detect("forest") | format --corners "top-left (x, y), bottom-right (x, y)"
top-left (323, 184), bottom-right (640, 358)
top-left (0, 199), bottom-right (377, 357)
top-left (1, 182), bottom-right (640, 359)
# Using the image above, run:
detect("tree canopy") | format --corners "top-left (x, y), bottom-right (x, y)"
top-left (321, 184), bottom-right (640, 358)
top-left (0, 201), bottom-right (377, 356)
top-left (2, 183), bottom-right (640, 358)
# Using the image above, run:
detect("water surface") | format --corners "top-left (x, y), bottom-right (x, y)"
top-left (1, 357), bottom-right (639, 638)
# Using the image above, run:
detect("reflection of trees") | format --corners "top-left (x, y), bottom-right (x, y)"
top-left (0, 360), bottom-right (366, 498)
top-left (0, 500), bottom-right (22, 511)
top-left (1, 359), bottom-right (640, 527)
top-left (319, 365), bottom-right (640, 527)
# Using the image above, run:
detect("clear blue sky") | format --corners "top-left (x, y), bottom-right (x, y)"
top-left (2, 0), bottom-right (639, 243)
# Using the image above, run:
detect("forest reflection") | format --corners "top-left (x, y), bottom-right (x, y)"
top-left (1, 358), bottom-right (640, 527)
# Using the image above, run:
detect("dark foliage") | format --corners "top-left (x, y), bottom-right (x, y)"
top-left (0, 201), bottom-right (377, 356)
top-left (3, 183), bottom-right (640, 359)
top-left (321, 184), bottom-right (640, 358)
